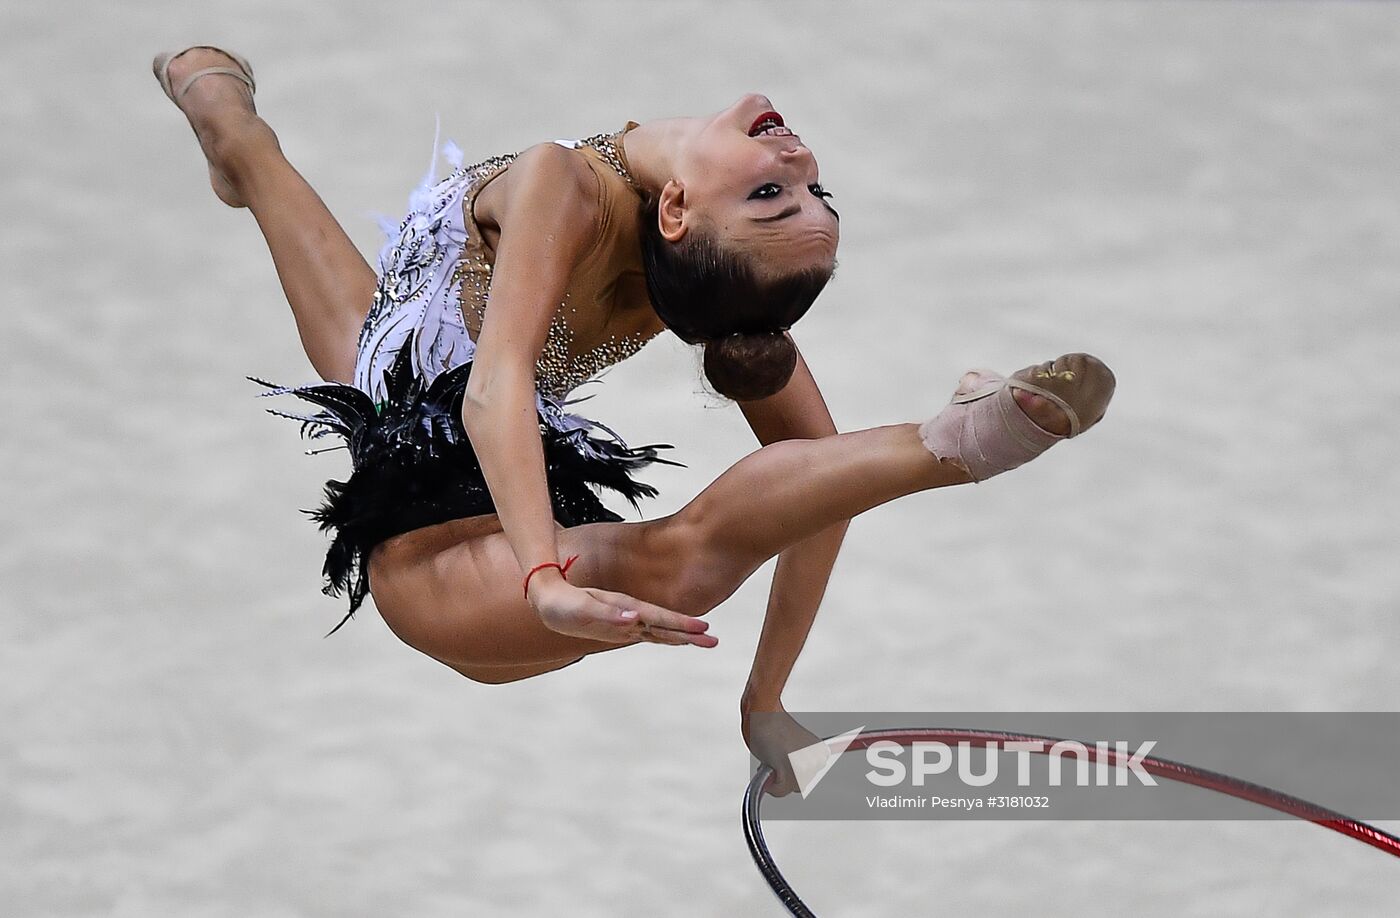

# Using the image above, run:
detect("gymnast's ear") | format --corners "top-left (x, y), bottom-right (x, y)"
top-left (657, 179), bottom-right (689, 243)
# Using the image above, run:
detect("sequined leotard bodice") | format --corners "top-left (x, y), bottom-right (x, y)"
top-left (352, 122), bottom-right (665, 404)
top-left (456, 123), bottom-right (664, 399)
top-left (266, 123), bottom-right (680, 626)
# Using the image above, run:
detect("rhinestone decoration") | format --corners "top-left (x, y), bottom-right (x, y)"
top-left (573, 124), bottom-right (643, 194)
top-left (451, 127), bottom-right (660, 399)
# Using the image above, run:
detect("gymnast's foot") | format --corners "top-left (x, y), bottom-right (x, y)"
top-left (920, 352), bottom-right (1116, 482)
top-left (962, 353), bottom-right (1115, 437)
top-left (152, 47), bottom-right (259, 208)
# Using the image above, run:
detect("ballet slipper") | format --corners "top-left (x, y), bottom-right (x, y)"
top-left (152, 45), bottom-right (256, 106)
top-left (918, 364), bottom-right (1096, 483)
top-left (152, 46), bottom-right (256, 207)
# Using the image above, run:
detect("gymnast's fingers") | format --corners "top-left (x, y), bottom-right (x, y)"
top-left (590, 589), bottom-right (715, 636)
top-left (633, 623), bottom-right (695, 646)
top-left (587, 588), bottom-right (719, 648)
top-left (630, 614), bottom-right (718, 648)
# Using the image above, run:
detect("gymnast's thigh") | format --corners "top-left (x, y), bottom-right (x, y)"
top-left (365, 514), bottom-right (687, 668)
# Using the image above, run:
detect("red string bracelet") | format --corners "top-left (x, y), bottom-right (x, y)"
top-left (523, 554), bottom-right (580, 600)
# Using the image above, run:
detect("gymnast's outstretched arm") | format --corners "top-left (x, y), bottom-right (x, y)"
top-left (463, 142), bottom-right (711, 648)
top-left (736, 342), bottom-right (848, 788)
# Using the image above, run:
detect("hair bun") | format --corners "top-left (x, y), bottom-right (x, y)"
top-left (702, 331), bottom-right (797, 401)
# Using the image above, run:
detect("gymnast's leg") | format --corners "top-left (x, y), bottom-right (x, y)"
top-left (372, 355), bottom-right (1114, 679)
top-left (155, 48), bottom-right (375, 383)
top-left (667, 355), bottom-right (1116, 603)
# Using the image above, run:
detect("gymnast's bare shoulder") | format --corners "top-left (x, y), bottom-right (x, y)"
top-left (470, 140), bottom-right (604, 252)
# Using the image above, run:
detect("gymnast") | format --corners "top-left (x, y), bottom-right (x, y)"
top-left (153, 45), bottom-right (1116, 793)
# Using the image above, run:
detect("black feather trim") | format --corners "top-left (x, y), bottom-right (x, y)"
top-left (251, 339), bottom-right (683, 635)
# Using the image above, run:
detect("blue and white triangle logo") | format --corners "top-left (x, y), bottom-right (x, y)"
top-left (789, 726), bottom-right (866, 798)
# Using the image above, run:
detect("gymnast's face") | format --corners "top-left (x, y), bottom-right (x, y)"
top-left (659, 93), bottom-right (840, 275)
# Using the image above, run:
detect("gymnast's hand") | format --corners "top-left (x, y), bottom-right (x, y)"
top-left (742, 706), bottom-right (825, 797)
top-left (528, 578), bottom-right (720, 648)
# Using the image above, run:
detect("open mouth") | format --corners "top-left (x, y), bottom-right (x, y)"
top-left (748, 111), bottom-right (790, 137)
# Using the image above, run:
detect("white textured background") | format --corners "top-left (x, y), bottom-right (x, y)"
top-left (3, 2), bottom-right (1398, 915)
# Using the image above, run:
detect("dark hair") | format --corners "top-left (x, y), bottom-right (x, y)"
top-left (639, 199), bottom-right (833, 401)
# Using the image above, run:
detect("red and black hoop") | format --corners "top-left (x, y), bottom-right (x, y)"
top-left (743, 727), bottom-right (1400, 916)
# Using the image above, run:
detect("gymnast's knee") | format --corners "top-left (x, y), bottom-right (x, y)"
top-left (633, 513), bottom-right (737, 617)
top-left (666, 568), bottom-right (735, 617)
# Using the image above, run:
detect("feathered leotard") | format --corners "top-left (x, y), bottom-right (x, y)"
top-left (252, 123), bottom-right (680, 631)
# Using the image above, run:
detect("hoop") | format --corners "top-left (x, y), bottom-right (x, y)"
top-left (742, 727), bottom-right (1400, 916)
